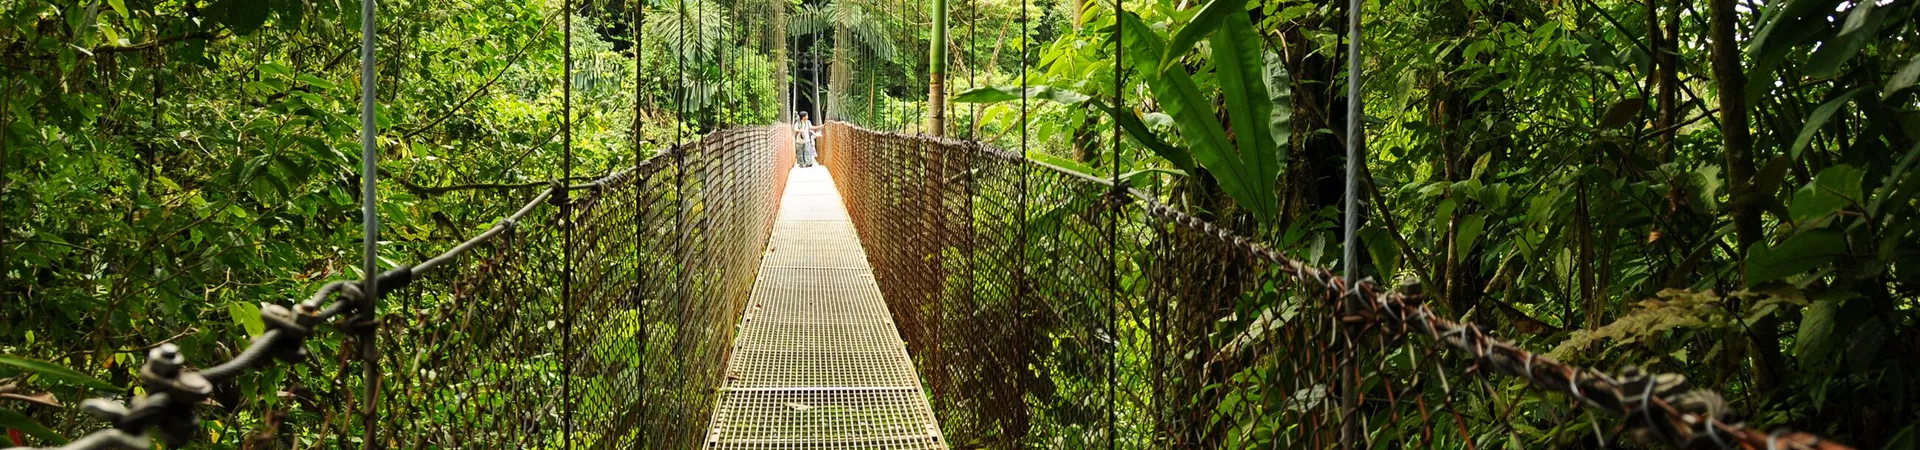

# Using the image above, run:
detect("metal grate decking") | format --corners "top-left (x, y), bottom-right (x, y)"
top-left (704, 166), bottom-right (947, 449)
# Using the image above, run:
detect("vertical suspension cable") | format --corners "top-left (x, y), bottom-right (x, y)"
top-left (815, 27), bottom-right (822, 122)
top-left (1340, 0), bottom-right (1365, 299)
top-left (720, 0), bottom-right (731, 126)
top-left (1339, 0), bottom-right (1366, 447)
top-left (698, 0), bottom-right (707, 128)
top-left (966, 0), bottom-right (976, 138)
top-left (632, 0), bottom-right (648, 446)
top-left (674, 0), bottom-right (689, 398)
top-left (788, 16), bottom-right (795, 124)
top-left (560, 0), bottom-right (576, 445)
top-left (1106, 0), bottom-right (1122, 447)
top-left (1015, 0), bottom-right (1031, 442)
top-left (355, 0), bottom-right (381, 445)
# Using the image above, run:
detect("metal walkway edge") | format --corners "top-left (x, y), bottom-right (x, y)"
top-left (703, 166), bottom-right (948, 449)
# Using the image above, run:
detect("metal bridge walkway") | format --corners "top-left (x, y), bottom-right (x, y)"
top-left (703, 166), bottom-right (948, 449)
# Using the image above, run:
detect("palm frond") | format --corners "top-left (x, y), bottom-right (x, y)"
top-left (787, 0), bottom-right (895, 61)
top-left (645, 0), bottom-right (732, 66)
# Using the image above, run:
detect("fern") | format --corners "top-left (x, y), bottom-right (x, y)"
top-left (1547, 289), bottom-right (1806, 361)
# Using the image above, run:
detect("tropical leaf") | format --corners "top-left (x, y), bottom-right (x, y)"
top-left (953, 85), bottom-right (1196, 173)
top-left (789, 1), bottom-right (896, 60)
top-left (0, 356), bottom-right (115, 392)
top-left (1788, 89), bottom-right (1866, 159)
top-left (1746, 230), bottom-right (1847, 284)
top-left (1208, 9), bottom-right (1279, 223)
top-left (0, 408), bottom-right (67, 445)
top-left (952, 86), bottom-right (1090, 105)
top-left (1124, 11), bottom-right (1276, 222)
top-left (1263, 52), bottom-right (1293, 152)
top-left (1160, 0), bottom-right (1251, 73)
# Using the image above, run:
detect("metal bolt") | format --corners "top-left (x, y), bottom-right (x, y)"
top-left (147, 344), bottom-right (184, 377)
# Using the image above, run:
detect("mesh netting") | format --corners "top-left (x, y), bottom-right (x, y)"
top-left (365, 125), bottom-right (794, 449)
top-left (3, 127), bottom-right (790, 450)
top-left (820, 122), bottom-right (1843, 450)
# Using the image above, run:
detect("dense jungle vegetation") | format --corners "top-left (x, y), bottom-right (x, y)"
top-left (3, 0), bottom-right (1919, 447)
top-left (1, 0), bottom-right (783, 445)
top-left (924, 0), bottom-right (1920, 447)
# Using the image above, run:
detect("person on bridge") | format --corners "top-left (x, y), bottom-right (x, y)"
top-left (794, 112), bottom-right (824, 168)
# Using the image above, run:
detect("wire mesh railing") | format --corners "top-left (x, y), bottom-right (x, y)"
top-left (820, 121), bottom-right (1852, 450)
top-left (5, 126), bottom-right (792, 450)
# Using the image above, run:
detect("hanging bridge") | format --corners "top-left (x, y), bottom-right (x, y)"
top-left (14, 124), bottom-right (1849, 450)
top-left (3, 0), bottom-right (1861, 448)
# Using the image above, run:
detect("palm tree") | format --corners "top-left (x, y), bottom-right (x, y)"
top-left (643, 0), bottom-right (731, 118)
top-left (788, 0), bottom-right (896, 124)
top-left (645, 0), bottom-right (731, 67)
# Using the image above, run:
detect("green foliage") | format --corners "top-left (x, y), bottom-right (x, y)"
top-left (939, 0), bottom-right (1920, 445)
top-left (2, 0), bottom-right (782, 444)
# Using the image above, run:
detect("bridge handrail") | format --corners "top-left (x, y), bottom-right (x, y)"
top-left (1, 131), bottom-right (743, 450)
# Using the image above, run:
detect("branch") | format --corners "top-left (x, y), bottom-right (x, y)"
top-left (93, 29), bottom-right (231, 55)
top-left (395, 10), bottom-right (560, 142)
top-left (380, 167), bottom-right (592, 196)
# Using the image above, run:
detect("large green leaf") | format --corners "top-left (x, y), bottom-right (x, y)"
top-left (1805, 1), bottom-right (1884, 78)
top-left (1090, 100), bottom-right (1198, 173)
top-left (0, 356), bottom-right (115, 392)
top-left (1883, 423), bottom-right (1917, 450)
top-left (0, 408), bottom-right (68, 445)
top-left (1028, 151), bottom-right (1098, 177)
top-left (1359, 225), bottom-right (1400, 279)
top-left (1868, 143), bottom-right (1920, 218)
top-left (1788, 164), bottom-right (1865, 226)
top-left (1788, 89), bottom-right (1866, 159)
top-left (1745, 0), bottom-right (1847, 100)
top-left (1883, 55), bottom-right (1920, 100)
top-left (1209, 9), bottom-right (1279, 223)
top-left (1263, 52), bottom-right (1293, 152)
top-left (1160, 0), bottom-right (1250, 73)
top-left (1455, 212), bottom-right (1488, 254)
top-left (951, 85), bottom-right (1195, 172)
top-left (228, 301), bottom-right (266, 337)
top-left (1121, 12), bottom-right (1274, 223)
top-left (1745, 229), bottom-right (1847, 284)
top-left (952, 86), bottom-right (1090, 105)
top-left (1132, 20), bottom-right (1259, 218)
top-left (1795, 296), bottom-right (1841, 364)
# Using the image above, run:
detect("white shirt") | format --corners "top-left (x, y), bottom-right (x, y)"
top-left (794, 121), bottom-right (816, 145)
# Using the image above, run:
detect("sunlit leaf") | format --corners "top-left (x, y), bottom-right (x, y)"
top-left (1161, 0), bottom-right (1251, 73)
top-left (0, 356), bottom-right (114, 392)
top-left (0, 408), bottom-right (68, 445)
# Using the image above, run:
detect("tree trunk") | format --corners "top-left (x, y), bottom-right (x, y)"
top-left (971, 19), bottom-right (1013, 136)
top-left (1278, 25), bottom-right (1345, 229)
top-left (1653, 0), bottom-right (1680, 159)
top-left (927, 0), bottom-right (948, 136)
top-left (1707, 0), bottom-right (1783, 390)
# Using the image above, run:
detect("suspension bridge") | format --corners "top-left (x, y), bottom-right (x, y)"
top-left (2, 0), bottom-right (1864, 449)
top-left (10, 122), bottom-right (1851, 450)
